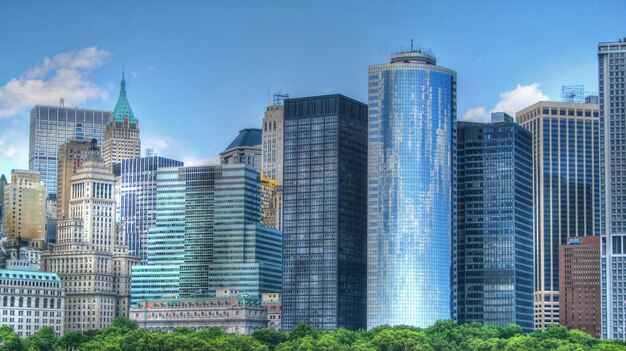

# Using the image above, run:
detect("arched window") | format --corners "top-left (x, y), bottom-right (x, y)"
top-left (19, 297), bottom-right (23, 307)
top-left (10, 296), bottom-right (14, 307)
top-left (27, 297), bottom-right (31, 308)
top-left (35, 298), bottom-right (40, 308)
top-left (43, 298), bottom-right (47, 309)
top-left (2, 296), bottom-right (7, 307)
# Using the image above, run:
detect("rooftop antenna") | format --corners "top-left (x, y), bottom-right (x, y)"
top-left (411, 39), bottom-right (414, 51)
top-left (60, 98), bottom-right (64, 107)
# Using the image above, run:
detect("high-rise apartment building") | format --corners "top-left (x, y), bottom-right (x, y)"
top-left (130, 164), bottom-right (281, 307)
top-left (262, 104), bottom-right (285, 184)
top-left (103, 74), bottom-right (141, 168)
top-left (41, 140), bottom-right (140, 332)
top-left (281, 94), bottom-right (368, 331)
top-left (57, 140), bottom-right (92, 220)
top-left (599, 38), bottom-right (626, 340)
top-left (220, 129), bottom-right (262, 169)
top-left (119, 156), bottom-right (183, 263)
top-left (29, 105), bottom-right (111, 196)
top-left (455, 113), bottom-right (534, 331)
top-left (367, 49), bottom-right (456, 328)
top-left (3, 170), bottom-right (46, 248)
top-left (559, 236), bottom-right (601, 337)
top-left (517, 101), bottom-right (599, 331)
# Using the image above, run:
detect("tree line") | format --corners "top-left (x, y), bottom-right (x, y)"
top-left (1, 317), bottom-right (625, 351)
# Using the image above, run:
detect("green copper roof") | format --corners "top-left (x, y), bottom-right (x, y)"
top-left (112, 71), bottom-right (137, 124)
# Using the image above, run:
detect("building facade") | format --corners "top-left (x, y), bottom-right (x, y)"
top-left (119, 156), bottom-right (183, 264)
top-left (130, 165), bottom-right (282, 306)
top-left (0, 265), bottom-right (65, 337)
top-left (262, 292), bottom-right (281, 331)
top-left (262, 104), bottom-right (285, 184)
top-left (517, 101), bottom-right (599, 330)
top-left (219, 129), bottom-right (262, 169)
top-left (130, 290), bottom-right (267, 335)
top-left (367, 50), bottom-right (456, 328)
top-left (3, 170), bottom-right (46, 248)
top-left (29, 105), bottom-right (111, 197)
top-left (599, 38), bottom-right (626, 340)
top-left (455, 114), bottom-right (534, 331)
top-left (282, 94), bottom-right (368, 331)
top-left (41, 140), bottom-right (140, 332)
top-left (103, 74), bottom-right (141, 168)
top-left (57, 140), bottom-right (92, 220)
top-left (559, 236), bottom-right (601, 337)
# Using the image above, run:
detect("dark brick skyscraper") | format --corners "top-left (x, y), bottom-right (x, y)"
top-left (559, 236), bottom-right (601, 337)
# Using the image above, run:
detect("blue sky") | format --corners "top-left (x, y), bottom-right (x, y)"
top-left (0, 0), bottom-right (624, 177)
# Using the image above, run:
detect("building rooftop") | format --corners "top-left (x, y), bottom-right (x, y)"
top-left (0, 269), bottom-right (61, 281)
top-left (224, 128), bottom-right (262, 150)
top-left (112, 72), bottom-right (137, 124)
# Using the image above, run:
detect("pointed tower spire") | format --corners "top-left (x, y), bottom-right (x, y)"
top-left (112, 69), bottom-right (136, 124)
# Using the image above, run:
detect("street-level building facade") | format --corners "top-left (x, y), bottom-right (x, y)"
top-left (367, 50), bottom-right (456, 328)
top-left (517, 100), bottom-right (600, 331)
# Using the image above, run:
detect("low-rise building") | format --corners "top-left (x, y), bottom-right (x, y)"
top-left (130, 289), bottom-right (267, 335)
top-left (0, 260), bottom-right (65, 337)
top-left (261, 293), bottom-right (281, 331)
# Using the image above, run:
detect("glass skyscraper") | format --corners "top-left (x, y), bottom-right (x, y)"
top-left (119, 156), bottom-right (184, 264)
top-left (599, 38), bottom-right (626, 340)
top-left (367, 49), bottom-right (456, 328)
top-left (282, 95), bottom-right (368, 331)
top-left (29, 105), bottom-right (111, 196)
top-left (130, 164), bottom-right (282, 306)
top-left (516, 101), bottom-right (599, 331)
top-left (455, 114), bottom-right (534, 331)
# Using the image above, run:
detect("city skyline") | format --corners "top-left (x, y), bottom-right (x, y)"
top-left (1, 0), bottom-right (625, 177)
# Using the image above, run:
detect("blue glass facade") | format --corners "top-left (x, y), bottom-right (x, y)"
top-left (282, 95), bottom-right (368, 331)
top-left (368, 51), bottom-right (456, 328)
top-left (120, 156), bottom-right (183, 264)
top-left (456, 117), bottom-right (534, 331)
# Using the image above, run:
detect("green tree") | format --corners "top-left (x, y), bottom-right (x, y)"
top-left (56, 331), bottom-right (89, 351)
top-left (288, 322), bottom-right (317, 341)
top-left (252, 328), bottom-right (288, 350)
top-left (367, 328), bottom-right (434, 351)
top-left (23, 327), bottom-right (57, 351)
top-left (0, 326), bottom-right (25, 351)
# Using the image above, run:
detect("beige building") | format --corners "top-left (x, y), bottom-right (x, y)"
top-left (517, 101), bottom-right (599, 331)
top-left (261, 104), bottom-right (284, 184)
top-left (57, 140), bottom-right (92, 220)
top-left (41, 140), bottom-right (140, 332)
top-left (130, 289), bottom-right (268, 335)
top-left (261, 293), bottom-right (281, 331)
top-left (102, 73), bottom-right (140, 168)
top-left (3, 170), bottom-right (46, 248)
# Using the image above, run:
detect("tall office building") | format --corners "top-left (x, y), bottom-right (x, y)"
top-left (0, 174), bottom-right (7, 237)
top-left (559, 236), bottom-right (601, 337)
top-left (119, 156), bottom-right (183, 263)
top-left (281, 94), bottom-right (368, 331)
top-left (367, 49), bottom-right (456, 328)
top-left (3, 170), bottom-right (46, 248)
top-left (57, 140), bottom-right (92, 220)
top-left (41, 140), bottom-right (140, 332)
top-left (599, 38), bottom-right (626, 340)
top-left (103, 74), bottom-right (141, 168)
top-left (130, 164), bottom-right (281, 306)
top-left (517, 101), bottom-right (599, 331)
top-left (29, 105), bottom-right (111, 196)
top-left (220, 129), bottom-right (262, 168)
top-left (262, 104), bottom-right (285, 184)
top-left (455, 113), bottom-right (534, 331)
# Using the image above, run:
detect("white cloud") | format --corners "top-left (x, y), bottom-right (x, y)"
top-left (0, 129), bottom-right (29, 164)
top-left (462, 83), bottom-right (549, 122)
top-left (143, 135), bottom-right (219, 166)
top-left (0, 47), bottom-right (110, 118)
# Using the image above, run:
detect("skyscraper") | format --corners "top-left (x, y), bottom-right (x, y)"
top-left (559, 236), bottom-right (601, 337)
top-left (29, 105), bottom-right (111, 196)
top-left (281, 94), bottom-right (368, 331)
top-left (130, 164), bottom-right (281, 306)
top-left (103, 73), bottom-right (141, 168)
top-left (367, 49), bottom-right (456, 328)
top-left (119, 156), bottom-right (183, 264)
top-left (599, 38), bottom-right (626, 340)
top-left (41, 139), bottom-right (140, 331)
top-left (262, 104), bottom-right (285, 184)
top-left (57, 140), bottom-right (92, 220)
top-left (455, 113), bottom-right (534, 331)
top-left (3, 170), bottom-right (46, 248)
top-left (517, 101), bottom-right (599, 330)
top-left (220, 129), bottom-right (262, 169)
